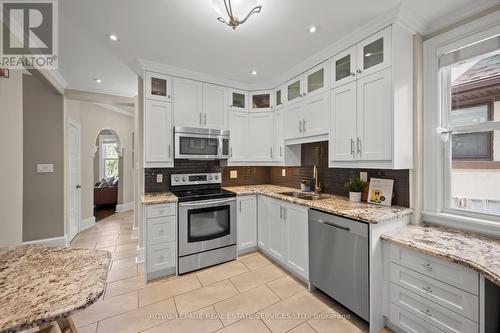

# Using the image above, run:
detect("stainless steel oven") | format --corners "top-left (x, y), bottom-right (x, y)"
top-left (174, 127), bottom-right (229, 160)
top-left (172, 173), bottom-right (237, 274)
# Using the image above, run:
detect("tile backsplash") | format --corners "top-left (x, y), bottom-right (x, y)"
top-left (145, 141), bottom-right (410, 207)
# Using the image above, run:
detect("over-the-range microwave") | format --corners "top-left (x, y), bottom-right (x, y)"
top-left (174, 127), bottom-right (229, 160)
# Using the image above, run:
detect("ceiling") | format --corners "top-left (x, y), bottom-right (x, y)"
top-left (58, 0), bottom-right (499, 97)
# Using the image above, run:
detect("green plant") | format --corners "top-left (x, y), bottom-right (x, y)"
top-left (344, 176), bottom-right (365, 192)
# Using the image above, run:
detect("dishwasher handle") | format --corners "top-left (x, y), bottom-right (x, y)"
top-left (321, 220), bottom-right (350, 232)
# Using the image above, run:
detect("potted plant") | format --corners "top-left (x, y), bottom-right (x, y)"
top-left (344, 176), bottom-right (365, 202)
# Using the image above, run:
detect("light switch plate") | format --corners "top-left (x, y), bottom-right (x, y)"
top-left (360, 172), bottom-right (368, 182)
top-left (156, 174), bottom-right (163, 183)
top-left (230, 170), bottom-right (238, 179)
top-left (282, 168), bottom-right (286, 176)
top-left (37, 164), bottom-right (54, 173)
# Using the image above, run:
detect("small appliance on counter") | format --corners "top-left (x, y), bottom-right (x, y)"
top-left (170, 172), bottom-right (237, 274)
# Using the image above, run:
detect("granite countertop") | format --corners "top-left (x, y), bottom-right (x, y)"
top-left (0, 245), bottom-right (110, 332)
top-left (381, 224), bottom-right (500, 286)
top-left (224, 184), bottom-right (413, 224)
top-left (141, 192), bottom-right (178, 205)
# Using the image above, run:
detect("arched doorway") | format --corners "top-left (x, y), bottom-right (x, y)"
top-left (93, 129), bottom-right (123, 221)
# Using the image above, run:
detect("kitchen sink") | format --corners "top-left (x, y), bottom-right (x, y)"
top-left (279, 191), bottom-right (328, 201)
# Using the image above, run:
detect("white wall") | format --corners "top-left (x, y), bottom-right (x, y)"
top-left (65, 99), bottom-right (134, 220)
top-left (0, 70), bottom-right (23, 246)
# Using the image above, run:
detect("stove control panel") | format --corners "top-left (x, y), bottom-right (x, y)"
top-left (171, 173), bottom-right (221, 186)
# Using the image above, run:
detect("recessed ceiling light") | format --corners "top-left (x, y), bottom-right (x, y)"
top-left (94, 78), bottom-right (102, 84)
top-left (107, 33), bottom-right (119, 41)
top-left (251, 70), bottom-right (257, 76)
top-left (307, 25), bottom-right (317, 33)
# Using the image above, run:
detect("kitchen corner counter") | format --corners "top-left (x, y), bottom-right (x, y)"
top-left (224, 184), bottom-right (413, 224)
top-left (0, 245), bottom-right (110, 332)
top-left (381, 224), bottom-right (500, 286)
top-left (141, 192), bottom-right (178, 205)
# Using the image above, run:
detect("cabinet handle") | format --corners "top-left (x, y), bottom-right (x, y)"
top-left (421, 263), bottom-right (433, 271)
top-left (283, 207), bottom-right (287, 220)
top-left (299, 120), bottom-right (302, 133)
top-left (357, 69), bottom-right (362, 74)
top-left (420, 309), bottom-right (432, 317)
top-left (350, 72), bottom-right (355, 77)
top-left (199, 113), bottom-right (202, 125)
top-left (167, 95), bottom-right (171, 99)
top-left (168, 144), bottom-right (171, 158)
top-left (356, 137), bottom-right (361, 154)
top-left (239, 201), bottom-right (242, 212)
top-left (204, 113), bottom-right (207, 125)
top-left (280, 206), bottom-right (283, 219)
top-left (280, 146), bottom-right (283, 157)
top-left (303, 119), bottom-right (306, 132)
top-left (422, 286), bottom-right (433, 293)
top-left (270, 147), bottom-right (273, 158)
top-left (350, 138), bottom-right (355, 155)
top-left (230, 147), bottom-right (233, 158)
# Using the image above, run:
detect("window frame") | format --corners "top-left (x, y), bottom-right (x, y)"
top-left (423, 11), bottom-right (500, 237)
top-left (99, 135), bottom-right (119, 179)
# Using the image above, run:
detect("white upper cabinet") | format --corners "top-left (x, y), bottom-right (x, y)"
top-left (331, 46), bottom-right (357, 88)
top-left (228, 88), bottom-right (248, 112)
top-left (144, 100), bottom-right (173, 167)
top-left (173, 77), bottom-right (203, 128)
top-left (274, 110), bottom-right (284, 162)
top-left (250, 90), bottom-right (273, 112)
top-left (330, 82), bottom-right (357, 161)
top-left (304, 62), bottom-right (330, 98)
top-left (228, 111), bottom-right (249, 162)
top-left (274, 86), bottom-right (285, 109)
top-left (302, 91), bottom-right (329, 138)
top-left (357, 26), bottom-right (391, 78)
top-left (286, 75), bottom-right (304, 105)
top-left (202, 83), bottom-right (227, 129)
top-left (284, 102), bottom-right (303, 140)
top-left (146, 72), bottom-right (172, 102)
top-left (248, 112), bottom-right (274, 161)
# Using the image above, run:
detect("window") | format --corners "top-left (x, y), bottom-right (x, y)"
top-left (99, 138), bottom-right (119, 179)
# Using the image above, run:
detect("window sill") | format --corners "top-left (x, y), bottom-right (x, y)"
top-left (422, 211), bottom-right (500, 238)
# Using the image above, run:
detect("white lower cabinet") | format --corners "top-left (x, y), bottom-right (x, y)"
top-left (258, 195), bottom-right (309, 281)
top-left (237, 195), bottom-right (257, 253)
top-left (144, 203), bottom-right (177, 281)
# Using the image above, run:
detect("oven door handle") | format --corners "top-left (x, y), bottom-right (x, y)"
top-left (179, 198), bottom-right (236, 207)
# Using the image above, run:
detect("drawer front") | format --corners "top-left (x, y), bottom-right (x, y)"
top-left (389, 304), bottom-right (445, 333)
top-left (390, 245), bottom-right (478, 295)
top-left (390, 283), bottom-right (478, 333)
top-left (147, 242), bottom-right (175, 273)
top-left (147, 216), bottom-right (176, 245)
top-left (390, 263), bottom-right (478, 322)
top-left (147, 203), bottom-right (176, 218)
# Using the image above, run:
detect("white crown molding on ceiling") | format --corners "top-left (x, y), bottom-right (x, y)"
top-left (39, 69), bottom-right (67, 95)
top-left (93, 102), bottom-right (134, 118)
top-left (65, 84), bottom-right (137, 98)
top-left (65, 89), bottom-right (135, 106)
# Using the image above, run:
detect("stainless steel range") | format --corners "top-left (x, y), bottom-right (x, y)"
top-left (171, 173), bottom-right (236, 274)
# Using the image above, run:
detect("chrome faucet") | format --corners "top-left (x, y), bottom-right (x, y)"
top-left (313, 164), bottom-right (322, 194)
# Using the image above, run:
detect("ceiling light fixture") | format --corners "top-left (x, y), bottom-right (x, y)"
top-left (212, 0), bottom-right (262, 30)
top-left (94, 78), bottom-right (102, 84)
top-left (251, 70), bottom-right (257, 76)
top-left (107, 33), bottom-right (119, 41)
top-left (307, 25), bottom-right (317, 33)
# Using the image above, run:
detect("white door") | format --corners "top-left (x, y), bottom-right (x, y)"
top-left (67, 121), bottom-right (81, 241)
top-left (228, 111), bottom-right (249, 162)
top-left (237, 195), bottom-right (257, 252)
top-left (273, 109), bottom-right (284, 162)
top-left (285, 102), bottom-right (303, 140)
top-left (203, 83), bottom-right (227, 129)
top-left (331, 45), bottom-right (357, 88)
top-left (304, 61), bottom-right (329, 99)
top-left (257, 195), bottom-right (268, 250)
top-left (357, 26), bottom-right (392, 78)
top-left (284, 203), bottom-right (309, 280)
top-left (330, 82), bottom-right (357, 162)
top-left (249, 112), bottom-right (274, 161)
top-left (267, 199), bottom-right (285, 263)
top-left (173, 77), bottom-right (203, 128)
top-left (145, 100), bottom-right (173, 166)
top-left (302, 91), bottom-right (329, 138)
top-left (357, 68), bottom-right (392, 161)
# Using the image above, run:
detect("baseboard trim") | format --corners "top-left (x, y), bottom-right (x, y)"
top-left (23, 236), bottom-right (67, 246)
top-left (132, 226), bottom-right (139, 240)
top-left (80, 216), bottom-right (96, 231)
top-left (136, 246), bottom-right (144, 263)
top-left (116, 202), bottom-right (134, 213)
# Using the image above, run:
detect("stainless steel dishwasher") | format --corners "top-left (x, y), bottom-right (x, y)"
top-left (309, 209), bottom-right (369, 321)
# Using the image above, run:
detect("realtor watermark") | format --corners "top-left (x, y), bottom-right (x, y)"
top-left (0, 0), bottom-right (58, 69)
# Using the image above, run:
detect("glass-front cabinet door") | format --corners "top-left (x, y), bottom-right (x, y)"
top-left (228, 88), bottom-right (248, 111)
top-left (145, 72), bottom-right (172, 102)
top-left (331, 46), bottom-right (356, 88)
top-left (274, 86), bottom-right (284, 109)
top-left (305, 61), bottom-right (329, 98)
top-left (357, 26), bottom-right (391, 78)
top-left (251, 90), bottom-right (273, 111)
top-left (286, 75), bottom-right (303, 105)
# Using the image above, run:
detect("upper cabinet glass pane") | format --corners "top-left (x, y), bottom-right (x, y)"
top-left (363, 38), bottom-right (384, 70)
top-left (335, 55), bottom-right (351, 81)
top-left (232, 92), bottom-right (246, 108)
top-left (252, 94), bottom-right (270, 109)
top-left (276, 90), bottom-right (282, 106)
top-left (151, 77), bottom-right (167, 97)
top-left (308, 68), bottom-right (324, 93)
top-left (288, 80), bottom-right (301, 101)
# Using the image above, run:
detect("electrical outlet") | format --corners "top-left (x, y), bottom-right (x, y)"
top-left (156, 174), bottom-right (163, 183)
top-left (230, 170), bottom-right (238, 179)
top-left (360, 172), bottom-right (368, 182)
top-left (282, 168), bottom-right (286, 176)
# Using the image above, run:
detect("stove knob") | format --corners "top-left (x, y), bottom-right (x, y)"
top-left (214, 175), bottom-right (219, 180)
top-left (174, 176), bottom-right (180, 182)
top-left (208, 175), bottom-right (213, 181)
top-left (182, 176), bottom-right (187, 182)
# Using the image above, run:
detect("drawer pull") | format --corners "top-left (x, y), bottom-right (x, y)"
top-left (421, 263), bottom-right (433, 271)
top-left (158, 229), bottom-right (164, 235)
top-left (420, 309), bottom-right (432, 316)
top-left (422, 286), bottom-right (433, 293)
top-left (160, 255), bottom-right (165, 260)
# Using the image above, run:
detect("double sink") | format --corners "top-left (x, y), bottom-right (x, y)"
top-left (279, 191), bottom-right (329, 201)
